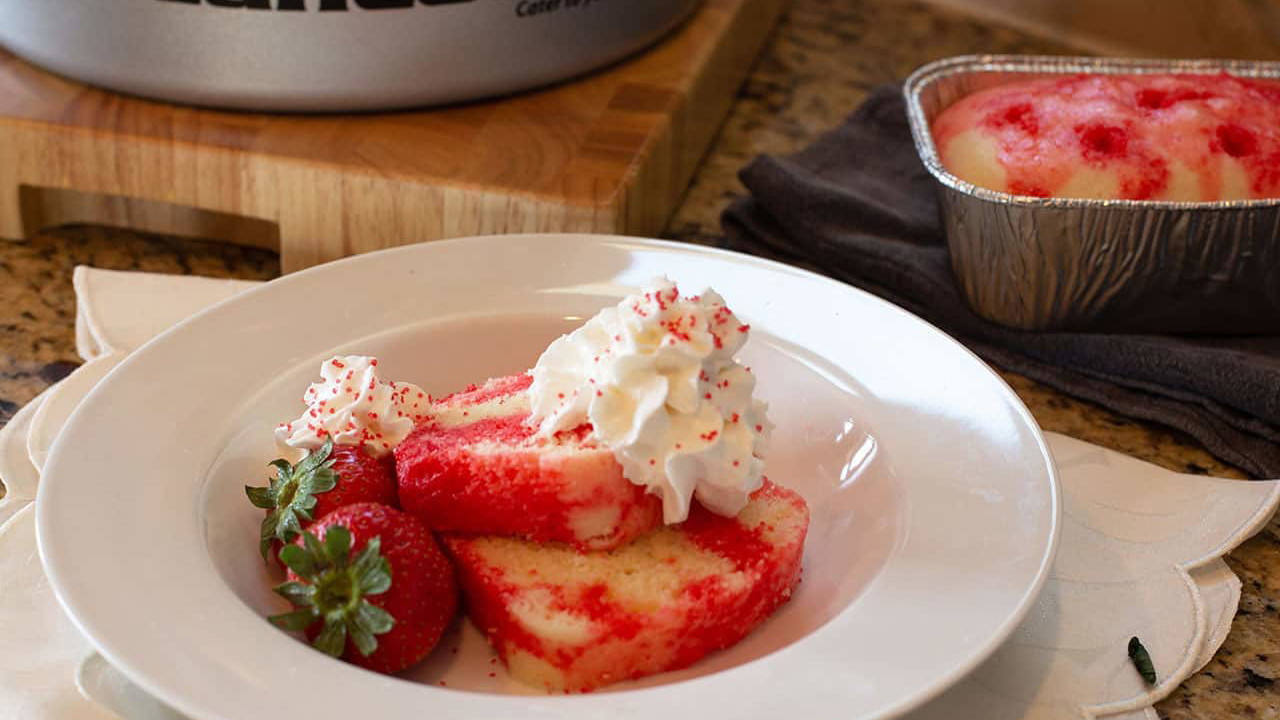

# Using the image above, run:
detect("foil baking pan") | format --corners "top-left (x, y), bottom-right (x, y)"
top-left (904, 55), bottom-right (1280, 333)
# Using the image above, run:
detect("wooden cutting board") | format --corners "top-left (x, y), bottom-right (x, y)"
top-left (0, 0), bottom-right (784, 272)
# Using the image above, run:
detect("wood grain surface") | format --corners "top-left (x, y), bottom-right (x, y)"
top-left (0, 0), bottom-right (783, 272)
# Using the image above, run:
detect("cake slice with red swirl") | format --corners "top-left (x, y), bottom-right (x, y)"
top-left (443, 479), bottom-right (808, 693)
top-left (394, 373), bottom-right (663, 551)
top-left (396, 278), bottom-right (772, 551)
top-left (398, 278), bottom-right (808, 692)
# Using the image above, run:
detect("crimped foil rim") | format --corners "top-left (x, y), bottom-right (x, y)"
top-left (903, 54), bottom-right (1280, 210)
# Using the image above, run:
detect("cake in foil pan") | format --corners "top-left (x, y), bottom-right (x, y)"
top-left (904, 55), bottom-right (1280, 333)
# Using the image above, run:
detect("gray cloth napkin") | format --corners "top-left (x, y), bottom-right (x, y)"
top-left (721, 85), bottom-right (1280, 479)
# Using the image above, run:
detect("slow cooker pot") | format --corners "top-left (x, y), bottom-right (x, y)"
top-left (0, 0), bottom-right (700, 111)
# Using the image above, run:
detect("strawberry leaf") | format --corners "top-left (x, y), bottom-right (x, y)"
top-left (269, 608), bottom-right (318, 632)
top-left (268, 525), bottom-right (396, 660)
top-left (352, 539), bottom-right (392, 596)
top-left (278, 510), bottom-right (303, 543)
top-left (294, 438), bottom-right (335, 478)
top-left (274, 581), bottom-right (314, 607)
top-left (278, 544), bottom-right (316, 579)
top-left (324, 525), bottom-right (352, 564)
top-left (244, 486), bottom-right (274, 510)
top-left (348, 622), bottom-right (378, 657)
top-left (353, 601), bottom-right (394, 635)
top-left (314, 619), bottom-right (347, 658)
top-left (244, 439), bottom-right (339, 561)
top-left (311, 469), bottom-right (338, 495)
top-left (348, 601), bottom-right (394, 657)
top-left (258, 520), bottom-right (278, 558)
top-left (302, 529), bottom-right (327, 566)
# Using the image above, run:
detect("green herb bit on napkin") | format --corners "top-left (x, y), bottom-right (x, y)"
top-left (1128, 636), bottom-right (1156, 685)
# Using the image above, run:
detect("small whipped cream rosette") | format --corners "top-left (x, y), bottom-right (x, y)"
top-left (528, 278), bottom-right (773, 523)
top-left (275, 355), bottom-right (431, 457)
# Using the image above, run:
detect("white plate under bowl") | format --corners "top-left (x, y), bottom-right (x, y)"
top-left (37, 234), bottom-right (1059, 720)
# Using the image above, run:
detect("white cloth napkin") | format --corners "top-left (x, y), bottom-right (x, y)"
top-left (0, 267), bottom-right (1276, 720)
top-left (72, 267), bottom-right (261, 360)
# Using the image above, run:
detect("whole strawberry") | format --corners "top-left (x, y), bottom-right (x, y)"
top-left (245, 438), bottom-right (397, 560)
top-left (269, 502), bottom-right (458, 674)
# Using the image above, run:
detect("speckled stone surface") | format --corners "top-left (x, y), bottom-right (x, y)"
top-left (0, 0), bottom-right (1276, 716)
top-left (0, 227), bottom-right (279, 425)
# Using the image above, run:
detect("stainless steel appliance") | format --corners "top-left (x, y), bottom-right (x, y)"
top-left (0, 0), bottom-right (700, 111)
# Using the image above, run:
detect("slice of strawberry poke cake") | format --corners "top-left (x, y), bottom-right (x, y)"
top-left (259, 277), bottom-right (809, 693)
top-left (395, 373), bottom-right (663, 551)
top-left (403, 278), bottom-right (807, 691)
top-left (446, 479), bottom-right (808, 692)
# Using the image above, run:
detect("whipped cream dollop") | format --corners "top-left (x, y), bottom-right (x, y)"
top-left (528, 278), bottom-right (773, 524)
top-left (275, 356), bottom-right (431, 458)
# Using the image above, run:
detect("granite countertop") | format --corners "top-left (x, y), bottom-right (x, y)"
top-left (1, 0), bottom-right (1276, 716)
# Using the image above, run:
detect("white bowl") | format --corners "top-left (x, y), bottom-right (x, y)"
top-left (38, 234), bottom-right (1059, 720)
